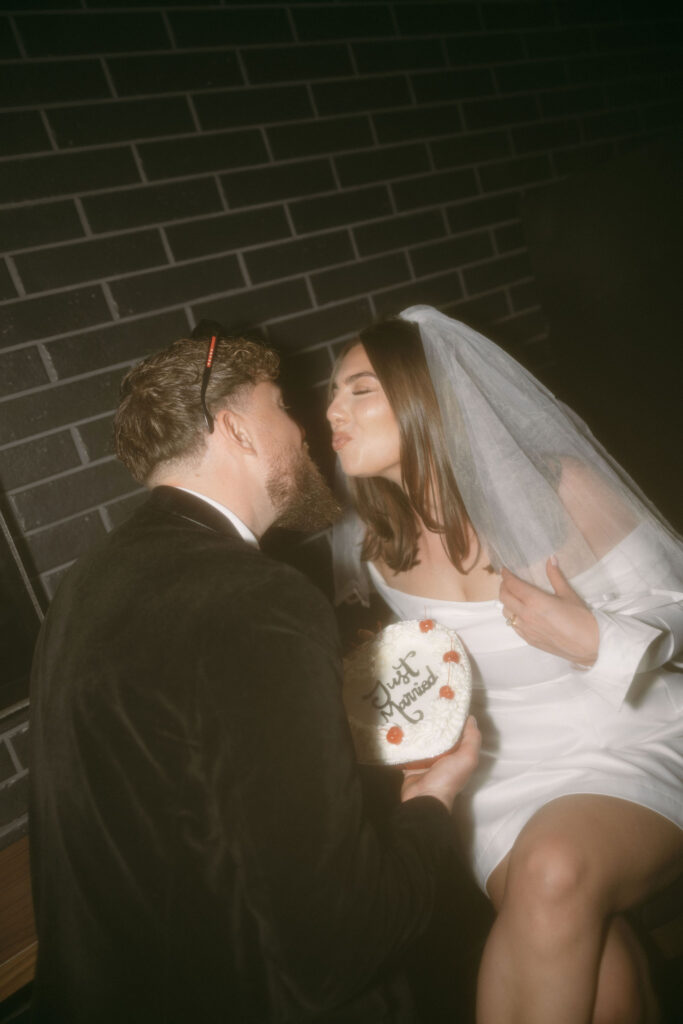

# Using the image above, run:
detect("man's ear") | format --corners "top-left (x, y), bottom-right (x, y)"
top-left (214, 408), bottom-right (256, 454)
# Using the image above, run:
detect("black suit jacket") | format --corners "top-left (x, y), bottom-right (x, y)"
top-left (29, 487), bottom-right (456, 1023)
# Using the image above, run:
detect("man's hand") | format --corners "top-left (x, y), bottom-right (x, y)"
top-left (400, 716), bottom-right (481, 811)
top-left (499, 557), bottom-right (599, 666)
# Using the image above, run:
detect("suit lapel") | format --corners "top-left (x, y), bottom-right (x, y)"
top-left (148, 486), bottom-right (245, 542)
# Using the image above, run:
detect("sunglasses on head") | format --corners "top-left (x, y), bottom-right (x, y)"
top-left (200, 335), bottom-right (218, 433)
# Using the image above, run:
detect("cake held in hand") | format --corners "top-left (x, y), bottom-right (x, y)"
top-left (342, 619), bottom-right (472, 768)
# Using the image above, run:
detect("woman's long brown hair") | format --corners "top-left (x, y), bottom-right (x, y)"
top-left (334, 317), bottom-right (476, 574)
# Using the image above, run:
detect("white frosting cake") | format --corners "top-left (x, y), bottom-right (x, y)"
top-left (342, 619), bottom-right (472, 767)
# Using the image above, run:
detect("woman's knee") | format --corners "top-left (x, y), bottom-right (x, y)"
top-left (503, 832), bottom-right (603, 929)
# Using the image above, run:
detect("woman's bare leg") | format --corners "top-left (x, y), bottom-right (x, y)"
top-left (592, 916), bottom-right (659, 1024)
top-left (477, 796), bottom-right (682, 1024)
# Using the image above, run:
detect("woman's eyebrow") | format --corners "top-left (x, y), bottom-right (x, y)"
top-left (330, 369), bottom-right (377, 394)
top-left (343, 371), bottom-right (377, 385)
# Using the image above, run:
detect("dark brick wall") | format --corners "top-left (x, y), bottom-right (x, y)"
top-left (1, 0), bottom-right (681, 845)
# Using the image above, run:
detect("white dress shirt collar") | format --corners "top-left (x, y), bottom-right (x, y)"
top-left (176, 487), bottom-right (259, 547)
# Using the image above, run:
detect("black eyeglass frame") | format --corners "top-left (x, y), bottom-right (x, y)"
top-left (200, 335), bottom-right (218, 433)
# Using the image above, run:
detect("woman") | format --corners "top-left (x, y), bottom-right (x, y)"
top-left (326, 305), bottom-right (683, 1024)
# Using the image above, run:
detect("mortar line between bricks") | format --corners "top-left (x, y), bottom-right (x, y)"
top-left (0, 102), bottom-right (479, 161)
top-left (0, 245), bottom-right (532, 370)
top-left (160, 9), bottom-right (177, 51)
top-left (99, 505), bottom-right (114, 533)
top-left (0, 40), bottom-right (423, 76)
top-left (266, 296), bottom-right (370, 332)
top-left (214, 173), bottom-right (230, 212)
top-left (367, 114), bottom-right (379, 148)
top-left (235, 250), bottom-right (251, 287)
top-left (346, 41), bottom-right (358, 77)
top-left (6, 223), bottom-right (388, 294)
top-left (405, 70), bottom-right (418, 109)
top-left (22, 491), bottom-right (145, 539)
top-left (9, 455), bottom-right (125, 499)
top-left (406, 250), bottom-right (416, 281)
top-left (234, 48), bottom-right (250, 88)
top-left (0, 420), bottom-right (92, 454)
top-left (260, 126), bottom-right (275, 163)
top-left (5, 720), bottom-right (28, 745)
top-left (282, 202), bottom-right (298, 238)
top-left (497, 288), bottom-right (514, 319)
top-left (186, 94), bottom-right (202, 134)
top-left (0, 216), bottom-right (524, 326)
top-left (0, 152), bottom-right (445, 203)
top-left (425, 138), bottom-right (436, 173)
top-left (2, 24), bottom-right (536, 66)
top-left (69, 425), bottom-right (92, 466)
top-left (2, 200), bottom-right (254, 254)
top-left (101, 281), bottom-right (121, 321)
top-left (284, 4), bottom-right (298, 45)
top-left (498, 305), bottom-right (546, 326)
top-left (4, 255), bottom-right (26, 298)
top-left (130, 143), bottom-right (148, 184)
top-left (7, 15), bottom-right (27, 60)
top-left (2, 737), bottom-right (22, 775)
top-left (329, 157), bottom-right (343, 191)
top-left (39, 109), bottom-right (59, 152)
top-left (0, 166), bottom-right (525, 257)
top-left (5, 176), bottom-right (514, 256)
top-left (302, 274), bottom-right (317, 308)
top-left (461, 275), bottom-right (536, 304)
top-left (0, 813), bottom-right (28, 843)
top-left (0, 64), bottom-right (554, 114)
top-left (0, 300), bottom-right (232, 354)
top-left (100, 55), bottom-right (118, 99)
top-left (73, 196), bottom-right (93, 238)
top-left (36, 342), bottom-right (59, 384)
top-left (306, 82), bottom-right (319, 119)
top-left (183, 304), bottom-right (195, 332)
top-left (158, 226), bottom-right (175, 265)
top-left (0, 764), bottom-right (28, 791)
top-left (0, 241), bottom-right (268, 299)
top-left (0, 379), bottom-right (120, 419)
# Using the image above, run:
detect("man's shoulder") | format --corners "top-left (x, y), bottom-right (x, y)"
top-left (208, 545), bottom-right (333, 621)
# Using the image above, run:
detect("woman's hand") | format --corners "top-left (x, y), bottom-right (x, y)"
top-left (499, 557), bottom-right (599, 666)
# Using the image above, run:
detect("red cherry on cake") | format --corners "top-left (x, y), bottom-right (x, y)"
top-left (439, 685), bottom-right (455, 700)
top-left (419, 619), bottom-right (435, 632)
top-left (386, 726), bottom-right (404, 745)
top-left (443, 649), bottom-right (460, 663)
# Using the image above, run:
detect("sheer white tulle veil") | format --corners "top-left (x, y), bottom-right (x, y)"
top-left (331, 304), bottom-right (683, 606)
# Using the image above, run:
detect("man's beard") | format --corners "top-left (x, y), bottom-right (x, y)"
top-left (267, 445), bottom-right (341, 531)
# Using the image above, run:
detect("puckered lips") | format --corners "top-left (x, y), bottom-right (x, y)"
top-left (331, 432), bottom-right (351, 452)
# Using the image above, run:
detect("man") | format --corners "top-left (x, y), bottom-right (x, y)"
top-left (29, 330), bottom-right (480, 1023)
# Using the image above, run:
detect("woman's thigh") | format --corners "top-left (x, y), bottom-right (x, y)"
top-left (486, 795), bottom-right (683, 913)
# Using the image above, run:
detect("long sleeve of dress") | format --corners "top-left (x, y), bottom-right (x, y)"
top-left (577, 589), bottom-right (683, 707)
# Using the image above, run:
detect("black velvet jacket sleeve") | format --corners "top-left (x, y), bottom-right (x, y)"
top-left (29, 488), bottom-right (457, 1024)
top-left (197, 556), bottom-right (455, 1016)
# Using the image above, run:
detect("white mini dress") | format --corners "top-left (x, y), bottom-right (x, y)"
top-left (365, 524), bottom-right (683, 891)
